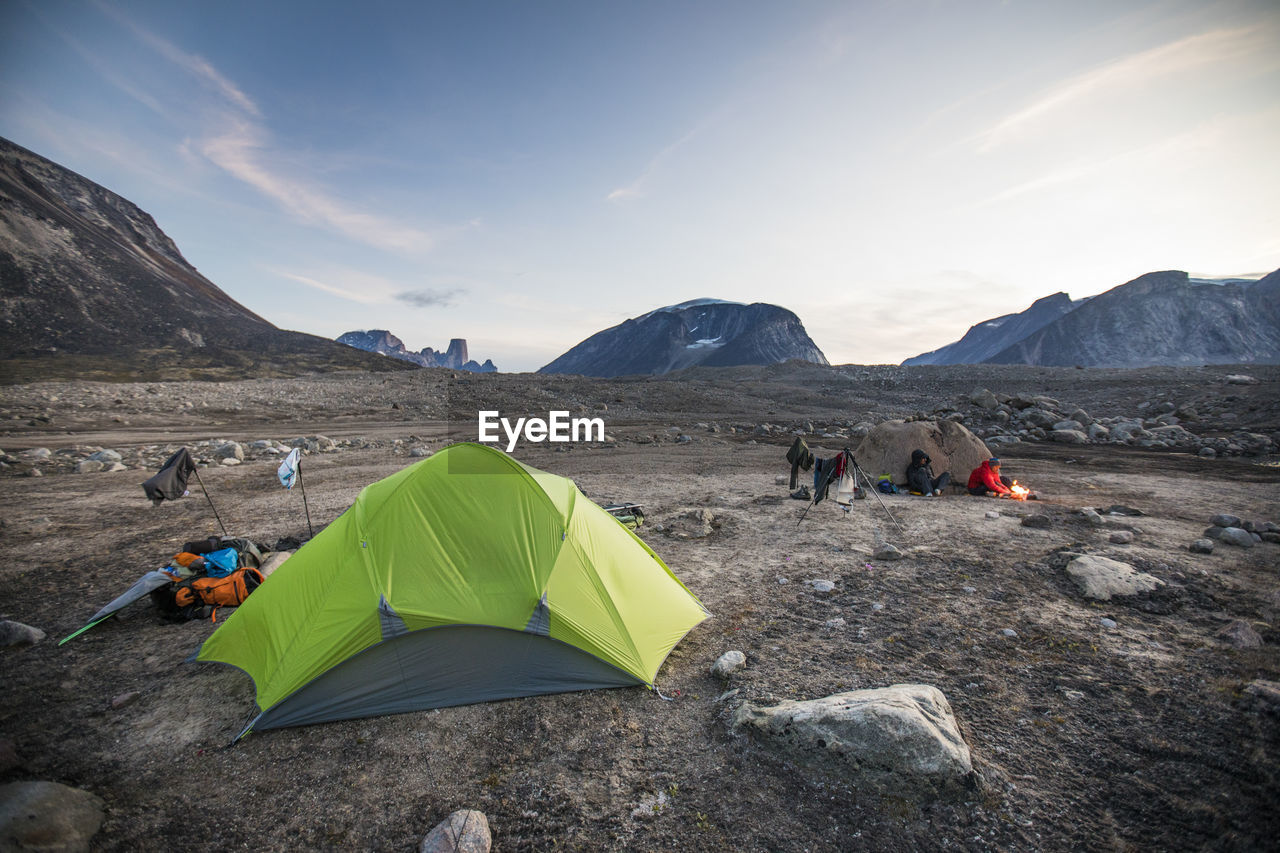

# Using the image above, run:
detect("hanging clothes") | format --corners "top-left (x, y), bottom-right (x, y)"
top-left (786, 437), bottom-right (814, 490)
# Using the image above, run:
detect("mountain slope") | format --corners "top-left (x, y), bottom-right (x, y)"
top-left (0, 137), bottom-right (408, 381)
top-left (985, 270), bottom-right (1280, 367)
top-left (337, 330), bottom-right (497, 372)
top-left (539, 299), bottom-right (828, 377)
top-left (903, 292), bottom-right (1079, 366)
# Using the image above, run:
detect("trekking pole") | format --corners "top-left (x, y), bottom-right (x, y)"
top-left (297, 458), bottom-right (315, 538)
top-left (191, 465), bottom-right (229, 537)
top-left (853, 458), bottom-right (907, 536)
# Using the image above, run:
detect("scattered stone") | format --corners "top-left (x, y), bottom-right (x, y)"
top-left (0, 620), bottom-right (46, 647)
top-left (1189, 539), bottom-right (1215, 554)
top-left (984, 511), bottom-right (1000, 519)
top-left (1109, 531), bottom-right (1134, 544)
top-left (1064, 555), bottom-right (1164, 601)
top-left (111, 691), bottom-right (140, 710)
top-left (711, 650), bottom-right (747, 678)
top-left (1261, 532), bottom-right (1280, 545)
top-left (1218, 527), bottom-right (1256, 549)
top-left (1080, 509), bottom-right (1105, 526)
top-left (86, 449), bottom-right (121, 464)
top-left (807, 579), bottom-right (836, 593)
top-left (1049, 429), bottom-right (1089, 445)
top-left (0, 781), bottom-right (105, 852)
top-left (1021, 515), bottom-right (1051, 529)
top-left (1202, 526), bottom-right (1224, 540)
top-left (213, 441), bottom-right (244, 461)
top-left (1106, 505), bottom-right (1144, 517)
top-left (219, 457), bottom-right (242, 466)
top-left (774, 475), bottom-right (789, 485)
top-left (1100, 618), bottom-right (1117, 629)
top-left (731, 684), bottom-right (974, 797)
top-left (1225, 374), bottom-right (1259, 385)
top-left (1198, 446), bottom-right (1217, 458)
top-left (1000, 628), bottom-right (1018, 638)
top-left (969, 388), bottom-right (999, 410)
top-left (1217, 620), bottom-right (1262, 649)
top-left (420, 809), bottom-right (491, 853)
top-left (74, 459), bottom-right (104, 474)
top-left (258, 551), bottom-right (293, 578)
top-left (824, 617), bottom-right (846, 629)
top-left (872, 543), bottom-right (903, 561)
top-left (1210, 514), bottom-right (1242, 528)
top-left (410, 446), bottom-right (432, 457)
top-left (1243, 680), bottom-right (1280, 715)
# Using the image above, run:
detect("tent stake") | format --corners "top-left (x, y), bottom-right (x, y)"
top-left (191, 465), bottom-right (229, 537)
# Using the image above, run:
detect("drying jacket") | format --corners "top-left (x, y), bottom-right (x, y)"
top-left (786, 437), bottom-right (815, 490)
top-left (142, 448), bottom-right (197, 504)
top-left (967, 460), bottom-right (1011, 494)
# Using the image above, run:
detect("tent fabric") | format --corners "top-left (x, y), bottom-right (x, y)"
top-left (196, 442), bottom-right (709, 732)
top-left (61, 570), bottom-right (175, 644)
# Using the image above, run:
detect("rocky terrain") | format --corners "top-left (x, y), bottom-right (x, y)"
top-left (0, 137), bottom-right (409, 383)
top-left (336, 331), bottom-right (497, 372)
top-left (0, 362), bottom-right (1277, 851)
top-left (905, 269), bottom-right (1280, 368)
top-left (540, 299), bottom-right (828, 377)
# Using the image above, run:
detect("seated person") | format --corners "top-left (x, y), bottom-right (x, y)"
top-left (906, 449), bottom-right (951, 496)
top-left (967, 457), bottom-right (1013, 497)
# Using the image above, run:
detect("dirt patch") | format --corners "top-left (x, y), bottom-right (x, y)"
top-left (1, 367), bottom-right (1278, 850)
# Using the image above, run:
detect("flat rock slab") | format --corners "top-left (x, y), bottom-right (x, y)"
top-left (732, 684), bottom-right (974, 797)
top-left (0, 781), bottom-right (105, 853)
top-left (1065, 555), bottom-right (1164, 601)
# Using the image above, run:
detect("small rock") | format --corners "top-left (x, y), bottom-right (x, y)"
top-left (0, 781), bottom-right (105, 852)
top-left (1217, 620), bottom-right (1262, 649)
top-left (111, 691), bottom-right (140, 710)
top-left (1021, 515), bottom-right (1052, 529)
top-left (1225, 374), bottom-right (1259, 385)
top-left (420, 808), bottom-right (491, 853)
top-left (962, 586), bottom-right (977, 594)
top-left (1109, 531), bottom-right (1134, 544)
top-left (1210, 514), bottom-right (1243, 528)
top-left (1219, 527), bottom-right (1255, 549)
top-left (984, 511), bottom-right (1000, 519)
top-left (1100, 618), bottom-right (1117, 629)
top-left (410, 446), bottom-right (432, 457)
top-left (74, 459), bottom-right (104, 474)
top-left (711, 650), bottom-right (747, 678)
top-left (1261, 532), bottom-right (1280, 545)
top-left (824, 617), bottom-right (846, 629)
top-left (1190, 538), bottom-right (1215, 554)
top-left (807, 579), bottom-right (836, 593)
top-left (87, 449), bottom-right (122, 464)
top-left (1000, 628), bottom-right (1018, 638)
top-left (219, 457), bottom-right (242, 466)
top-left (213, 441), bottom-right (244, 461)
top-left (1198, 446), bottom-right (1217, 458)
top-left (872, 543), bottom-right (903, 560)
top-left (0, 620), bottom-right (46, 647)
top-left (774, 475), bottom-right (789, 485)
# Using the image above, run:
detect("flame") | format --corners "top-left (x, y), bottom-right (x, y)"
top-left (1009, 480), bottom-right (1030, 501)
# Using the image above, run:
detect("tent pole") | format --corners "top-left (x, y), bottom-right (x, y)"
top-left (298, 459), bottom-right (315, 538)
top-left (191, 465), bottom-right (229, 537)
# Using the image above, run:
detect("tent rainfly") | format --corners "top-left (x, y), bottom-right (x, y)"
top-left (196, 442), bottom-right (709, 735)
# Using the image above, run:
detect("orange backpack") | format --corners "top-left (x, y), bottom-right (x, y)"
top-left (169, 567), bottom-right (265, 622)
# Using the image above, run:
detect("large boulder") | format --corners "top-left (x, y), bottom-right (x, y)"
top-left (852, 420), bottom-right (990, 486)
top-left (732, 684), bottom-right (974, 797)
top-left (420, 809), bottom-right (491, 853)
top-left (0, 781), bottom-right (105, 852)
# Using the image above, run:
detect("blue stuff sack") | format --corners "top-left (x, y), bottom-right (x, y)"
top-left (204, 547), bottom-right (239, 578)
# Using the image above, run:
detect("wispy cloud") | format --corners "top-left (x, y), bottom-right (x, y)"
top-left (607, 125), bottom-right (705, 202)
top-left (272, 270), bottom-right (387, 304)
top-left (90, 0), bottom-right (259, 116)
top-left (88, 1), bottom-right (443, 252)
top-left (972, 26), bottom-right (1270, 153)
top-left (395, 288), bottom-right (463, 308)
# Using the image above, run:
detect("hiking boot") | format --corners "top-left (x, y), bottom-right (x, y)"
top-left (933, 489), bottom-right (942, 496)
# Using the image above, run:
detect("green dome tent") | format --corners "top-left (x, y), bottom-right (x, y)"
top-left (196, 442), bottom-right (709, 735)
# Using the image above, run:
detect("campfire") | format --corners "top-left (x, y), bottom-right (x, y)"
top-left (1009, 481), bottom-right (1031, 500)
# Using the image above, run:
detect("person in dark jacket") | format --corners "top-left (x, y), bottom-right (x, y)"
top-left (905, 449), bottom-right (951, 497)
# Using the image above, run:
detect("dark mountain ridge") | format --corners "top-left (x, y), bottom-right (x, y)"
top-left (539, 299), bottom-right (828, 377)
top-left (0, 137), bottom-right (409, 382)
top-left (337, 330), bottom-right (497, 372)
top-left (904, 269), bottom-right (1280, 367)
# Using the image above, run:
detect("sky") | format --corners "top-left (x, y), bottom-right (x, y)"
top-left (2, 0), bottom-right (1278, 371)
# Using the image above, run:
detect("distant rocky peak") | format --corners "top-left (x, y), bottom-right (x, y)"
top-left (336, 330), bottom-right (496, 372)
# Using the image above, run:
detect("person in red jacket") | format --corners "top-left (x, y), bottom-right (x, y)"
top-left (967, 457), bottom-right (1013, 497)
